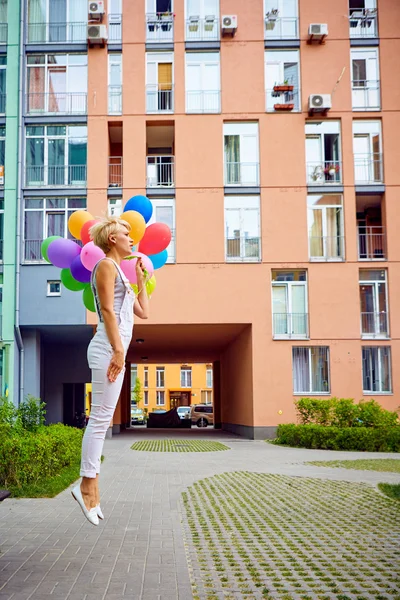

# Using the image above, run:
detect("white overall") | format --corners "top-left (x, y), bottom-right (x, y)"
top-left (80, 257), bottom-right (135, 478)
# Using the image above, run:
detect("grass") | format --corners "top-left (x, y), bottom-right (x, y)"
top-left (378, 483), bottom-right (400, 501)
top-left (131, 440), bottom-right (229, 452)
top-left (7, 461), bottom-right (81, 498)
top-left (307, 459), bottom-right (400, 473)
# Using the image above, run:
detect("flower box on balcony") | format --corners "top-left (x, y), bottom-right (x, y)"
top-left (274, 103), bottom-right (294, 111)
top-left (273, 85), bottom-right (294, 93)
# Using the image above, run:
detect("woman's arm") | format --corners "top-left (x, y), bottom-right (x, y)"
top-left (133, 259), bottom-right (150, 319)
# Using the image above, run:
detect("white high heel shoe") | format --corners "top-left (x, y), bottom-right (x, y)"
top-left (97, 505), bottom-right (104, 520)
top-left (71, 485), bottom-right (99, 526)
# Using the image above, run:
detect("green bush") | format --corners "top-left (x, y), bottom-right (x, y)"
top-left (275, 424), bottom-right (400, 452)
top-left (295, 397), bottom-right (399, 428)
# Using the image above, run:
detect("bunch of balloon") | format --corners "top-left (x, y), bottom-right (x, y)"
top-left (40, 195), bottom-right (171, 312)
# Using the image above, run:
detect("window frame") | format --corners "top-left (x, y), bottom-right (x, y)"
top-left (307, 194), bottom-right (345, 261)
top-left (47, 280), bottom-right (61, 296)
top-left (272, 270), bottom-right (308, 339)
top-left (156, 390), bottom-right (165, 405)
top-left (180, 367), bottom-right (192, 388)
top-left (362, 346), bottom-right (392, 394)
top-left (156, 366), bottom-right (165, 388)
top-left (292, 346), bottom-right (330, 395)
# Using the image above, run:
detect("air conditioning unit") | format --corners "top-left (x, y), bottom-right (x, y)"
top-left (88, 1), bottom-right (105, 16)
top-left (221, 15), bottom-right (237, 34)
top-left (308, 94), bottom-right (332, 113)
top-left (87, 24), bottom-right (108, 43)
top-left (308, 23), bottom-right (328, 38)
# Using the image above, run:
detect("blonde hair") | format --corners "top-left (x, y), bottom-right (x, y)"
top-left (89, 216), bottom-right (131, 253)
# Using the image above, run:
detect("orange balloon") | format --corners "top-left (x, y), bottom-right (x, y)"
top-left (122, 210), bottom-right (146, 245)
top-left (68, 210), bottom-right (93, 240)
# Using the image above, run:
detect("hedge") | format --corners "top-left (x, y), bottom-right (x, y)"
top-left (275, 424), bottom-right (400, 452)
top-left (295, 397), bottom-right (399, 428)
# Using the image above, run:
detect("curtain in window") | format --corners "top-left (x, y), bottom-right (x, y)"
top-left (158, 63), bottom-right (172, 110)
top-left (224, 135), bottom-right (240, 184)
top-left (291, 285), bottom-right (306, 335)
top-left (0, 0), bottom-right (7, 22)
top-left (310, 347), bottom-right (329, 393)
top-left (273, 285), bottom-right (288, 335)
top-left (380, 347), bottom-right (391, 392)
top-left (28, 0), bottom-right (46, 42)
top-left (292, 347), bottom-right (309, 393)
top-left (47, 212), bottom-right (64, 237)
top-left (69, 0), bottom-right (87, 41)
top-left (27, 66), bottom-right (45, 113)
top-left (326, 207), bottom-right (342, 258)
top-left (309, 209), bottom-right (323, 257)
top-left (24, 210), bottom-right (43, 260)
top-left (48, 67), bottom-right (66, 113)
top-left (362, 347), bottom-right (376, 392)
top-left (49, 0), bottom-right (66, 42)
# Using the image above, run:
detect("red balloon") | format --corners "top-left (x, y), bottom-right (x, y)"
top-left (139, 223), bottom-right (171, 256)
top-left (80, 219), bottom-right (98, 246)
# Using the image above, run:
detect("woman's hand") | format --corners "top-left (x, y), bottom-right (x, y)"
top-left (107, 348), bottom-right (125, 383)
top-left (136, 258), bottom-right (147, 283)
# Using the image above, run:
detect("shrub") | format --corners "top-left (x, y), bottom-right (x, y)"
top-left (295, 397), bottom-right (399, 428)
top-left (16, 395), bottom-right (46, 432)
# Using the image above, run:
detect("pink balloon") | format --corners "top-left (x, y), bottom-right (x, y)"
top-left (80, 241), bottom-right (105, 271)
top-left (138, 223), bottom-right (171, 256)
top-left (120, 252), bottom-right (154, 284)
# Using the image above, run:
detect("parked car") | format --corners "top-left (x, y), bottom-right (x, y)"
top-left (131, 407), bottom-right (145, 425)
top-left (190, 404), bottom-right (214, 428)
top-left (177, 406), bottom-right (191, 420)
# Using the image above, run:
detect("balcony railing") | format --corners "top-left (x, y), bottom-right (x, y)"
top-left (266, 87), bottom-right (299, 112)
top-left (26, 92), bottom-right (87, 115)
top-left (226, 236), bottom-right (261, 262)
top-left (109, 15), bottom-right (122, 42)
top-left (27, 22), bottom-right (86, 43)
top-left (265, 16), bottom-right (299, 39)
top-left (224, 162), bottom-right (260, 187)
top-left (307, 160), bottom-right (342, 185)
top-left (146, 85), bottom-right (173, 112)
top-left (0, 94), bottom-right (5, 114)
top-left (354, 153), bottom-right (383, 184)
top-left (349, 9), bottom-right (378, 38)
top-left (109, 157), bottom-right (122, 188)
top-left (186, 16), bottom-right (220, 41)
top-left (146, 156), bottom-right (175, 187)
top-left (309, 235), bottom-right (345, 261)
top-left (24, 239), bottom-right (43, 262)
top-left (25, 165), bottom-right (87, 187)
top-left (358, 226), bottom-right (386, 260)
top-left (361, 312), bottom-right (388, 338)
top-left (352, 80), bottom-right (380, 111)
top-left (108, 85), bottom-right (122, 114)
top-left (146, 13), bottom-right (174, 43)
top-left (186, 90), bottom-right (220, 113)
top-left (273, 313), bottom-right (309, 338)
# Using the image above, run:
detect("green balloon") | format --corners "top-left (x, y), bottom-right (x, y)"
top-left (83, 284), bottom-right (96, 312)
top-left (41, 236), bottom-right (62, 263)
top-left (61, 268), bottom-right (86, 292)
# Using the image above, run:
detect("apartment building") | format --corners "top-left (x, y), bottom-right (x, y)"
top-left (4, 0), bottom-right (399, 438)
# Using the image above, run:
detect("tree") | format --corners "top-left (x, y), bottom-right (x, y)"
top-left (131, 378), bottom-right (143, 406)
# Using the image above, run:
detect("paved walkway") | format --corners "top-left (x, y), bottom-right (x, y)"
top-left (0, 429), bottom-right (399, 600)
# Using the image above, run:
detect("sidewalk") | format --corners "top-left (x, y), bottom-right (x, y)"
top-left (0, 430), bottom-right (399, 600)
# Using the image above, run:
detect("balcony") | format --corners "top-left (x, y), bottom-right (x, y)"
top-left (361, 312), bottom-right (388, 338)
top-left (354, 153), bottom-right (383, 184)
top-left (307, 161), bottom-right (342, 185)
top-left (108, 85), bottom-right (122, 114)
top-left (186, 16), bottom-right (220, 42)
top-left (349, 9), bottom-right (378, 39)
top-left (226, 236), bottom-right (261, 262)
top-left (146, 85), bottom-right (173, 113)
top-left (309, 235), bottom-right (345, 261)
top-left (266, 86), bottom-right (299, 112)
top-left (352, 80), bottom-right (380, 111)
top-left (186, 90), bottom-right (220, 113)
top-left (25, 165), bottom-right (87, 187)
top-left (109, 15), bottom-right (122, 43)
top-left (265, 16), bottom-right (299, 40)
top-left (146, 13), bottom-right (174, 44)
top-left (26, 92), bottom-right (87, 115)
top-left (27, 22), bottom-right (86, 44)
top-left (224, 162), bottom-right (260, 187)
top-left (109, 157), bottom-right (122, 188)
top-left (146, 156), bottom-right (175, 187)
top-left (273, 313), bottom-right (309, 339)
top-left (358, 226), bottom-right (386, 260)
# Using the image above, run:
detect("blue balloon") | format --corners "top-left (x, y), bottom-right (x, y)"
top-left (123, 195), bottom-right (153, 223)
top-left (148, 249), bottom-right (168, 270)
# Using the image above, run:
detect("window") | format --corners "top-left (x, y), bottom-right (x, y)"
top-left (25, 125), bottom-right (87, 187)
top-left (206, 367), bottom-right (213, 388)
top-left (147, 199), bottom-right (175, 262)
top-left (26, 54), bottom-right (87, 115)
top-left (224, 122), bottom-right (259, 186)
top-left (108, 0), bottom-right (122, 42)
top-left (156, 390), bottom-right (165, 405)
top-left (146, 52), bottom-right (174, 113)
top-left (0, 199), bottom-right (3, 260)
top-left (181, 367), bottom-right (192, 387)
top-left (108, 198), bottom-right (122, 217)
top-left (292, 347), bottom-right (330, 394)
top-left (349, 1), bottom-right (378, 39)
top-left (109, 54), bottom-right (122, 114)
top-left (264, 0), bottom-right (298, 39)
top-left (23, 197), bottom-right (87, 261)
top-left (353, 120), bottom-right (382, 184)
top-left (27, 0), bottom-right (87, 43)
top-left (351, 48), bottom-right (380, 111)
top-left (144, 367), bottom-right (149, 388)
top-left (201, 390), bottom-right (212, 404)
top-left (308, 195), bottom-right (344, 261)
top-left (146, 0), bottom-right (174, 43)
top-left (0, 56), bottom-right (6, 114)
top-left (185, 0), bottom-right (219, 41)
top-left (359, 269), bottom-right (388, 338)
top-left (131, 366), bottom-right (138, 388)
top-left (156, 367), bottom-right (165, 388)
top-left (362, 346), bottom-right (391, 393)
top-left (144, 390), bottom-right (149, 405)
top-left (265, 50), bottom-right (300, 112)
top-left (225, 196), bottom-right (261, 262)
top-left (186, 52), bottom-right (220, 113)
top-left (306, 121), bottom-right (342, 185)
top-left (272, 271), bottom-right (308, 338)
top-left (47, 280), bottom-right (61, 296)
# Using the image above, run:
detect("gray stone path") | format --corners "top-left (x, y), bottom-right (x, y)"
top-left (0, 429), bottom-right (399, 600)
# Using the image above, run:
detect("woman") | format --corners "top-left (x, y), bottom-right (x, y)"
top-left (72, 216), bottom-right (149, 525)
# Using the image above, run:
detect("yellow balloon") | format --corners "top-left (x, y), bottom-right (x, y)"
top-left (131, 283), bottom-right (138, 295)
top-left (146, 274), bottom-right (156, 296)
top-left (122, 211), bottom-right (146, 245)
top-left (68, 210), bottom-right (93, 240)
